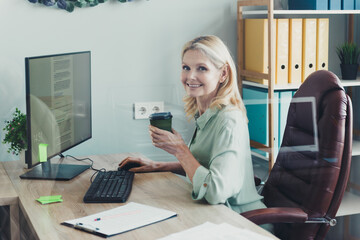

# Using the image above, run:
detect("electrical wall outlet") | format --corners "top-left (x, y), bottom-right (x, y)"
top-left (134, 101), bottom-right (164, 119)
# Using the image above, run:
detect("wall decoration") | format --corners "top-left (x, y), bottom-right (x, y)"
top-left (27, 0), bottom-right (142, 12)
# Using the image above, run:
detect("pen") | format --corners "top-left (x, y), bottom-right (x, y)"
top-left (94, 218), bottom-right (101, 221)
top-left (74, 223), bottom-right (99, 233)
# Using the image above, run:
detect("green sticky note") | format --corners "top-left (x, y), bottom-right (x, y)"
top-left (38, 143), bottom-right (48, 162)
top-left (37, 199), bottom-right (63, 205)
top-left (37, 195), bottom-right (62, 201)
top-left (36, 195), bottom-right (63, 204)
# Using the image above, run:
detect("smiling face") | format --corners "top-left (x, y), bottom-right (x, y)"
top-left (181, 49), bottom-right (226, 110)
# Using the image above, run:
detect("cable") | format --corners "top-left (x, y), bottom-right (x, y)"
top-left (64, 154), bottom-right (106, 182)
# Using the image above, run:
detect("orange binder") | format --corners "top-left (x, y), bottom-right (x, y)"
top-left (316, 18), bottom-right (329, 71)
top-left (302, 18), bottom-right (317, 82)
top-left (288, 19), bottom-right (303, 85)
top-left (276, 19), bottom-right (289, 85)
top-left (244, 19), bottom-right (271, 84)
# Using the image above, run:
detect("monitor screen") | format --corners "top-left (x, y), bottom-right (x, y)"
top-left (22, 51), bottom-right (91, 180)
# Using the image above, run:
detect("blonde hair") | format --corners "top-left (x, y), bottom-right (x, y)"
top-left (181, 35), bottom-right (246, 119)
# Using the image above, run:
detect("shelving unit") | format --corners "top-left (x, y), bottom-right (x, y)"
top-left (237, 0), bottom-right (276, 170)
top-left (237, 0), bottom-right (360, 237)
top-left (237, 0), bottom-right (360, 170)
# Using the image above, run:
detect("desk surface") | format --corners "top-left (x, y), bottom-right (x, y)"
top-left (2, 153), bottom-right (276, 240)
top-left (0, 163), bottom-right (18, 206)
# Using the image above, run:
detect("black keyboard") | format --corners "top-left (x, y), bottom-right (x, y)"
top-left (83, 170), bottom-right (134, 203)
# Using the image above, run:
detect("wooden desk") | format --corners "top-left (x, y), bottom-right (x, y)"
top-left (2, 153), bottom-right (277, 239)
top-left (0, 163), bottom-right (19, 240)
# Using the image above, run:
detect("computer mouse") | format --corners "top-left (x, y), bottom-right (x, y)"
top-left (118, 162), bottom-right (141, 171)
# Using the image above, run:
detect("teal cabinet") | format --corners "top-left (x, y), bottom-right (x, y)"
top-left (243, 86), bottom-right (295, 158)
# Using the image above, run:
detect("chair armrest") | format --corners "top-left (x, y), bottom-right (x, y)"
top-left (241, 207), bottom-right (308, 225)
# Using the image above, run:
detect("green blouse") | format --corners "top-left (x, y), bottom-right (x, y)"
top-left (189, 105), bottom-right (266, 213)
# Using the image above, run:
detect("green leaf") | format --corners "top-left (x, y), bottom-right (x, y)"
top-left (337, 42), bottom-right (360, 64)
top-left (74, 0), bottom-right (87, 7)
top-left (89, 0), bottom-right (99, 6)
top-left (66, 2), bottom-right (75, 11)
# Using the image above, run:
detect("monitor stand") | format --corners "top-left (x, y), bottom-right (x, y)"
top-left (20, 161), bottom-right (90, 181)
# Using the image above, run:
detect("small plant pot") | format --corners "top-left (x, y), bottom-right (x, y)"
top-left (340, 64), bottom-right (359, 80)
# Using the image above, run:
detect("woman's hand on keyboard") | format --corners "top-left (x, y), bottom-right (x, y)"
top-left (118, 157), bottom-right (159, 173)
top-left (119, 156), bottom-right (185, 175)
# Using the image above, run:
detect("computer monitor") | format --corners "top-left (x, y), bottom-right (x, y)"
top-left (20, 51), bottom-right (92, 180)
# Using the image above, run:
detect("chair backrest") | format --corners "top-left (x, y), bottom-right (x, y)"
top-left (262, 70), bottom-right (353, 239)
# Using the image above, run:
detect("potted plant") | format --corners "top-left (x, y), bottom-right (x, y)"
top-left (2, 108), bottom-right (27, 156)
top-left (336, 42), bottom-right (360, 80)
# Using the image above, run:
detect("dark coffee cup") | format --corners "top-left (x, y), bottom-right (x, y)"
top-left (149, 112), bottom-right (173, 132)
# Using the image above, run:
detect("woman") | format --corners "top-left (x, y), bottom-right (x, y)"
top-left (119, 35), bottom-right (266, 214)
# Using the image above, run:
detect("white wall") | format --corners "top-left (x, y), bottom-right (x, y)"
top-left (0, 0), bottom-right (238, 163)
top-left (1, 1), bottom-right (358, 164)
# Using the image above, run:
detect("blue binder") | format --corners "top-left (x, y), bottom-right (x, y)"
top-left (355, 0), bottom-right (360, 9)
top-left (328, 0), bottom-right (341, 9)
top-left (342, 0), bottom-right (354, 9)
top-left (289, 0), bottom-right (328, 10)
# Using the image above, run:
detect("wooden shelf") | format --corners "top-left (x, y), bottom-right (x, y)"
top-left (252, 139), bottom-right (360, 162)
top-left (341, 78), bottom-right (360, 87)
top-left (243, 77), bottom-right (360, 90)
top-left (243, 10), bottom-right (360, 16)
top-left (242, 80), bottom-right (300, 90)
top-left (336, 191), bottom-right (360, 217)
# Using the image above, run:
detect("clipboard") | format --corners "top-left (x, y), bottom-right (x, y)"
top-left (61, 202), bottom-right (177, 238)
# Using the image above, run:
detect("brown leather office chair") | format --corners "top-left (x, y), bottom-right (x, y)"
top-left (242, 70), bottom-right (353, 240)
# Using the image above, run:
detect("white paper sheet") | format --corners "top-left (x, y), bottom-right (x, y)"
top-left (62, 202), bottom-right (177, 237)
top-left (158, 222), bottom-right (274, 240)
